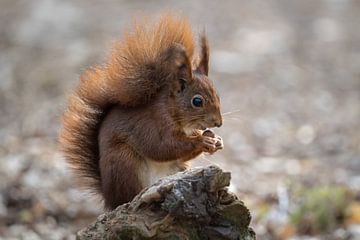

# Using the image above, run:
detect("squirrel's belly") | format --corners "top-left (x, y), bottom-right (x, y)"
top-left (139, 159), bottom-right (190, 187)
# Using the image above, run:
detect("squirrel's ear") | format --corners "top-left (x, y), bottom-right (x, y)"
top-left (160, 43), bottom-right (193, 80)
top-left (196, 34), bottom-right (209, 76)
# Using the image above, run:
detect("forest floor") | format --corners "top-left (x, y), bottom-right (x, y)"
top-left (0, 0), bottom-right (359, 239)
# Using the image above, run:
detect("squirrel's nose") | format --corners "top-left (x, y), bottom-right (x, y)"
top-left (210, 112), bottom-right (223, 128)
top-left (214, 118), bottom-right (222, 128)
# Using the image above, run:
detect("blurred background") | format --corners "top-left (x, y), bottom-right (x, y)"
top-left (0, 0), bottom-right (359, 239)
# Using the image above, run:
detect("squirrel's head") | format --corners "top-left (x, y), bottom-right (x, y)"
top-left (172, 71), bottom-right (222, 135)
top-left (166, 36), bottom-right (222, 134)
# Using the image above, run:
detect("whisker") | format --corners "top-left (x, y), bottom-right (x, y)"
top-left (221, 109), bottom-right (241, 116)
top-left (223, 117), bottom-right (242, 121)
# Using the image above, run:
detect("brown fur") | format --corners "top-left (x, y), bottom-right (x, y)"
top-left (59, 14), bottom-right (222, 209)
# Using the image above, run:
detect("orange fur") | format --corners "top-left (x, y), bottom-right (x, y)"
top-left (59, 14), bottom-right (197, 193)
top-left (106, 14), bottom-right (195, 104)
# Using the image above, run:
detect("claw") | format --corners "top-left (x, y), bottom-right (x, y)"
top-left (196, 131), bottom-right (224, 154)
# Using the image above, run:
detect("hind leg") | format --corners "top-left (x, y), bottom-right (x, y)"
top-left (99, 144), bottom-right (142, 209)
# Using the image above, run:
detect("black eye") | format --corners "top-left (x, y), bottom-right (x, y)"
top-left (191, 95), bottom-right (203, 108)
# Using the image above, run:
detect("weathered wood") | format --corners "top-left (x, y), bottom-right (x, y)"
top-left (77, 165), bottom-right (256, 240)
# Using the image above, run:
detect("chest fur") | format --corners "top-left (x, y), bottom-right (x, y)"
top-left (139, 159), bottom-right (189, 187)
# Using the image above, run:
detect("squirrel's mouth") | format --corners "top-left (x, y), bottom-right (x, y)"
top-left (183, 123), bottom-right (208, 136)
top-left (198, 125), bottom-right (206, 131)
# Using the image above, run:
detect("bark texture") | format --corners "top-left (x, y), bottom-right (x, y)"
top-left (77, 165), bottom-right (256, 240)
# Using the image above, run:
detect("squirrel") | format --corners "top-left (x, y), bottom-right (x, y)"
top-left (59, 14), bottom-right (223, 210)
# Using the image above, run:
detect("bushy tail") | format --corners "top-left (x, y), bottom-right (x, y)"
top-left (59, 14), bottom-right (196, 192)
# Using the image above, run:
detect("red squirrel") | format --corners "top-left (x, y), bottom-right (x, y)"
top-left (59, 14), bottom-right (223, 210)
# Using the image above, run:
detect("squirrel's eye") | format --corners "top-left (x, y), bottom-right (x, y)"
top-left (191, 95), bottom-right (204, 108)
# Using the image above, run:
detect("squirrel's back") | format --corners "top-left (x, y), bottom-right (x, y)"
top-left (59, 14), bottom-right (197, 192)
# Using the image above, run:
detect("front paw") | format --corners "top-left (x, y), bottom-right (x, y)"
top-left (199, 130), bottom-right (224, 154)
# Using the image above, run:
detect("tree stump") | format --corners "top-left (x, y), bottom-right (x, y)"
top-left (77, 165), bottom-right (255, 240)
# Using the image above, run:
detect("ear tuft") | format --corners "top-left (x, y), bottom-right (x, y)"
top-left (196, 33), bottom-right (209, 76)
